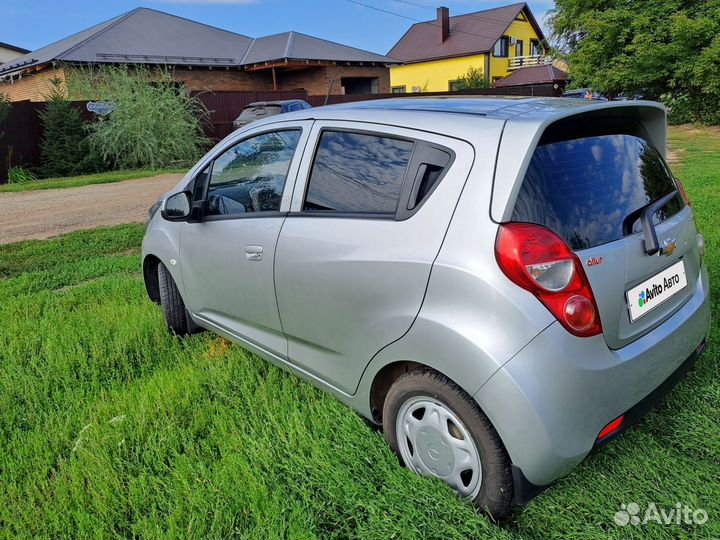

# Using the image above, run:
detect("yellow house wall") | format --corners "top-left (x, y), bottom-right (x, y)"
top-left (389, 14), bottom-right (543, 91)
top-left (389, 53), bottom-right (487, 92)
top-left (489, 18), bottom-right (543, 80)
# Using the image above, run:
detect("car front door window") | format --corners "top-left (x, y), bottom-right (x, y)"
top-left (205, 130), bottom-right (301, 217)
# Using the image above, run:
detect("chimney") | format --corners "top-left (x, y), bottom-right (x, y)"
top-left (438, 6), bottom-right (450, 43)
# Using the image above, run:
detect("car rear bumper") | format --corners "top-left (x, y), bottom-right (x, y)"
top-left (474, 265), bottom-right (711, 496)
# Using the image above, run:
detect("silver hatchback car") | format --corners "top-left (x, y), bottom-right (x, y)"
top-left (142, 97), bottom-right (710, 517)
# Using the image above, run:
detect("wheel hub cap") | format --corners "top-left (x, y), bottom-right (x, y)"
top-left (396, 397), bottom-right (482, 498)
top-left (416, 426), bottom-right (454, 475)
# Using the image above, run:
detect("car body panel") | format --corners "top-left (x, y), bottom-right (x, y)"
top-left (275, 120), bottom-right (481, 394)
top-left (578, 207), bottom-right (701, 349)
top-left (474, 265), bottom-right (710, 486)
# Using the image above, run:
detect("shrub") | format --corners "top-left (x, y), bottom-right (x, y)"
top-left (67, 65), bottom-right (211, 170)
top-left (38, 77), bottom-right (97, 178)
top-left (453, 66), bottom-right (490, 90)
top-left (8, 165), bottom-right (38, 184)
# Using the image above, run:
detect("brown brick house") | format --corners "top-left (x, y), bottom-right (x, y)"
top-left (0, 8), bottom-right (395, 102)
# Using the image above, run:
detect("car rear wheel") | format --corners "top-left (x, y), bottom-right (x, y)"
top-left (383, 368), bottom-right (513, 518)
top-left (158, 262), bottom-right (197, 336)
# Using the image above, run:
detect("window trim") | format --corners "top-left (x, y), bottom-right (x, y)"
top-left (195, 127), bottom-right (304, 222)
top-left (296, 126), bottom-right (455, 221)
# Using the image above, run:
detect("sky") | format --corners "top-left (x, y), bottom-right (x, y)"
top-left (0, 0), bottom-right (554, 56)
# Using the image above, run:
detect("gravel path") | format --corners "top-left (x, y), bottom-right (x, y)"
top-left (0, 173), bottom-right (184, 244)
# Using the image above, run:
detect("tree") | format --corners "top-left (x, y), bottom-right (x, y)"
top-left (549, 0), bottom-right (720, 123)
top-left (38, 77), bottom-right (92, 177)
top-left (453, 65), bottom-right (489, 90)
top-left (66, 65), bottom-right (211, 170)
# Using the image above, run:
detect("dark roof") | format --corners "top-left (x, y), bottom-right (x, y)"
top-left (0, 7), bottom-right (395, 77)
top-left (241, 31), bottom-right (395, 65)
top-left (0, 8), bottom-right (252, 76)
top-left (388, 2), bottom-right (545, 64)
top-left (494, 64), bottom-right (567, 87)
top-left (0, 42), bottom-right (30, 54)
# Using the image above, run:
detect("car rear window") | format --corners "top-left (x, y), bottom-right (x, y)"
top-left (511, 126), bottom-right (684, 250)
top-left (304, 130), bottom-right (414, 214)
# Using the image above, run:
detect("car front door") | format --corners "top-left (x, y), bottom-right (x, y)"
top-left (273, 121), bottom-right (476, 394)
top-left (180, 122), bottom-right (312, 357)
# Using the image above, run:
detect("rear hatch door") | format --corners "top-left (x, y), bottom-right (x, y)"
top-left (510, 117), bottom-right (700, 349)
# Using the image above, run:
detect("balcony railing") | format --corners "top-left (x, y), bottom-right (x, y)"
top-left (508, 55), bottom-right (551, 71)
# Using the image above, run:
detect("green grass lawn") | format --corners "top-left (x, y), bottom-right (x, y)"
top-left (0, 168), bottom-right (186, 193)
top-left (0, 125), bottom-right (717, 539)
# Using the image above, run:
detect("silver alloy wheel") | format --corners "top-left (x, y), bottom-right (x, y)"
top-left (396, 396), bottom-right (482, 498)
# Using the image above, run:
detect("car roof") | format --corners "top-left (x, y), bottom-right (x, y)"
top-left (251, 96), bottom-right (665, 127)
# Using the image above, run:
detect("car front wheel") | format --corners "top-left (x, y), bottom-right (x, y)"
top-left (383, 368), bottom-right (514, 519)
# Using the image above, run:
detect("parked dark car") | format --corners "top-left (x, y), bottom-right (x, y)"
top-left (613, 93), bottom-right (645, 101)
top-left (562, 88), bottom-right (608, 101)
top-left (233, 100), bottom-right (312, 129)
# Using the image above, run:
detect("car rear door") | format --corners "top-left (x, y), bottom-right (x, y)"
top-left (273, 121), bottom-right (476, 394)
top-left (509, 116), bottom-right (701, 349)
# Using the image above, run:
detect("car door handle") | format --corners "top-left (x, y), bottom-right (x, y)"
top-left (245, 245), bottom-right (263, 261)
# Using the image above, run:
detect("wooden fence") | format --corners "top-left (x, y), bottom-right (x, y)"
top-left (0, 85), bottom-right (559, 182)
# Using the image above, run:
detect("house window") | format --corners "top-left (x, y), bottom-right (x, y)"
top-left (530, 39), bottom-right (542, 56)
top-left (391, 85), bottom-right (406, 94)
top-left (448, 80), bottom-right (464, 91)
top-left (515, 40), bottom-right (524, 57)
top-left (493, 36), bottom-right (509, 57)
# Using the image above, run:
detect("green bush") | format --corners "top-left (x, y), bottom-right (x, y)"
top-left (453, 65), bottom-right (489, 89)
top-left (38, 77), bottom-right (98, 178)
top-left (67, 65), bottom-right (211, 170)
top-left (8, 165), bottom-right (38, 184)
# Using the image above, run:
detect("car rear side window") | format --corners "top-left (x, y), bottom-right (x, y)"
top-left (303, 130), bottom-right (414, 214)
top-left (511, 131), bottom-right (684, 250)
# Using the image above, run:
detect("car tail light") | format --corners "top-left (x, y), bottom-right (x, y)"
top-left (495, 223), bottom-right (602, 337)
top-left (675, 178), bottom-right (691, 206)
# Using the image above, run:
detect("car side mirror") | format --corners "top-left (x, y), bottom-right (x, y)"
top-left (161, 191), bottom-right (192, 221)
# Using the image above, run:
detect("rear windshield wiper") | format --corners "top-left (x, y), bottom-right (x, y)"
top-left (622, 190), bottom-right (678, 255)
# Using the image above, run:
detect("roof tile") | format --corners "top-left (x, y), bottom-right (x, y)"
top-left (493, 64), bottom-right (567, 87)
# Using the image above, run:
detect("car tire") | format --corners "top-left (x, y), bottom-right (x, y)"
top-left (158, 262), bottom-right (194, 336)
top-left (383, 368), bottom-right (513, 519)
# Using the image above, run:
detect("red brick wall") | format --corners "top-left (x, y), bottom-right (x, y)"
top-left (1, 64), bottom-right (391, 102)
top-left (277, 65), bottom-right (390, 95)
top-left (0, 67), bottom-right (66, 102)
top-left (173, 68), bottom-right (275, 93)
